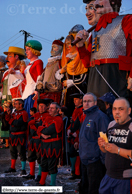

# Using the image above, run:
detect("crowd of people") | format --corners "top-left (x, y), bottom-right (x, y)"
top-left (0, 0), bottom-right (132, 193)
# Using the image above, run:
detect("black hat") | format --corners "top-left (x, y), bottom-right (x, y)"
top-left (83, 0), bottom-right (95, 3)
top-left (37, 98), bottom-right (53, 106)
top-left (70, 93), bottom-right (84, 99)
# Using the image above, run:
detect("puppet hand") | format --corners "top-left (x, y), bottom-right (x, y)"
top-left (55, 69), bottom-right (64, 80)
top-left (36, 81), bottom-right (43, 90)
top-left (127, 77), bottom-right (132, 91)
top-left (64, 79), bottom-right (74, 88)
top-left (76, 29), bottom-right (89, 47)
top-left (32, 91), bottom-right (38, 100)
top-left (8, 68), bottom-right (15, 74)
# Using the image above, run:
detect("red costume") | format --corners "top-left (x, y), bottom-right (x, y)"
top-left (67, 105), bottom-right (83, 144)
top-left (5, 109), bottom-right (28, 171)
top-left (24, 111), bottom-right (50, 180)
top-left (67, 105), bottom-right (83, 179)
top-left (27, 111), bottom-right (49, 141)
top-left (37, 115), bottom-right (63, 159)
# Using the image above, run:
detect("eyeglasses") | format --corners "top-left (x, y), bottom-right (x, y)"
top-left (83, 100), bottom-right (94, 103)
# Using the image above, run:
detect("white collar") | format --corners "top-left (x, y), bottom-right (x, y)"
top-left (48, 56), bottom-right (62, 63)
top-left (66, 52), bottom-right (77, 59)
top-left (29, 58), bottom-right (39, 64)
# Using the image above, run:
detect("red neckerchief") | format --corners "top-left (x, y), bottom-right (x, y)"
top-left (1, 67), bottom-right (20, 82)
top-left (95, 12), bottom-right (119, 32)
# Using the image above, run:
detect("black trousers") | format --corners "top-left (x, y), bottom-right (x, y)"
top-left (69, 144), bottom-right (79, 158)
top-left (41, 154), bottom-right (59, 174)
top-left (80, 160), bottom-right (106, 194)
top-left (9, 143), bottom-right (26, 161)
top-left (28, 149), bottom-right (41, 164)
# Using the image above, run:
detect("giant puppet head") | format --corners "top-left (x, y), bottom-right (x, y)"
top-left (83, 0), bottom-right (101, 25)
top-left (4, 46), bottom-right (26, 69)
top-left (65, 24), bottom-right (84, 55)
top-left (94, 0), bottom-right (122, 15)
top-left (50, 37), bottom-right (64, 57)
top-left (61, 24), bottom-right (88, 76)
top-left (25, 40), bottom-right (42, 60)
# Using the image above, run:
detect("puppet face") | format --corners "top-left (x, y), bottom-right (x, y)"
top-left (25, 46), bottom-right (35, 60)
top-left (95, 0), bottom-right (113, 15)
top-left (65, 39), bottom-right (76, 54)
top-left (50, 44), bottom-right (62, 57)
top-left (85, 1), bottom-right (101, 25)
top-left (6, 53), bottom-right (18, 68)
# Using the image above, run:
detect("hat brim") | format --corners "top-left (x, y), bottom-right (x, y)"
top-left (70, 93), bottom-right (84, 98)
top-left (4, 51), bottom-right (27, 59)
top-left (37, 98), bottom-right (53, 105)
top-left (83, 0), bottom-right (95, 3)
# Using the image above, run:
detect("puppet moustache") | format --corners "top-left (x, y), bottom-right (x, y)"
top-left (95, 4), bottom-right (104, 8)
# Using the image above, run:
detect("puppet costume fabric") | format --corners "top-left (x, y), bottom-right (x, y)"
top-left (14, 59), bottom-right (43, 116)
top-left (35, 57), bottom-right (62, 106)
top-left (61, 32), bottom-right (88, 116)
top-left (77, 13), bottom-right (132, 97)
top-left (2, 69), bottom-right (21, 101)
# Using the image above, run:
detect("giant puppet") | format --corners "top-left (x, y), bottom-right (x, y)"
top-left (2, 46), bottom-right (26, 102)
top-left (9, 59), bottom-right (29, 100)
top-left (57, 25), bottom-right (88, 116)
top-left (9, 40), bottom-right (43, 116)
top-left (36, 38), bottom-right (64, 104)
top-left (76, 0), bottom-right (132, 98)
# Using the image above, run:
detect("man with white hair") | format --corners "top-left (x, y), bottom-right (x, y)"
top-left (79, 92), bottom-right (109, 194)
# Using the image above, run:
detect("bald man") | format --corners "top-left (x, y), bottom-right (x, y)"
top-left (98, 97), bottom-right (132, 194)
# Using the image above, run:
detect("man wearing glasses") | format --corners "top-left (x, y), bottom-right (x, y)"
top-left (79, 93), bottom-right (109, 194)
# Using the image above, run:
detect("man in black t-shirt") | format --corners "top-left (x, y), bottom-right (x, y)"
top-left (98, 97), bottom-right (132, 194)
